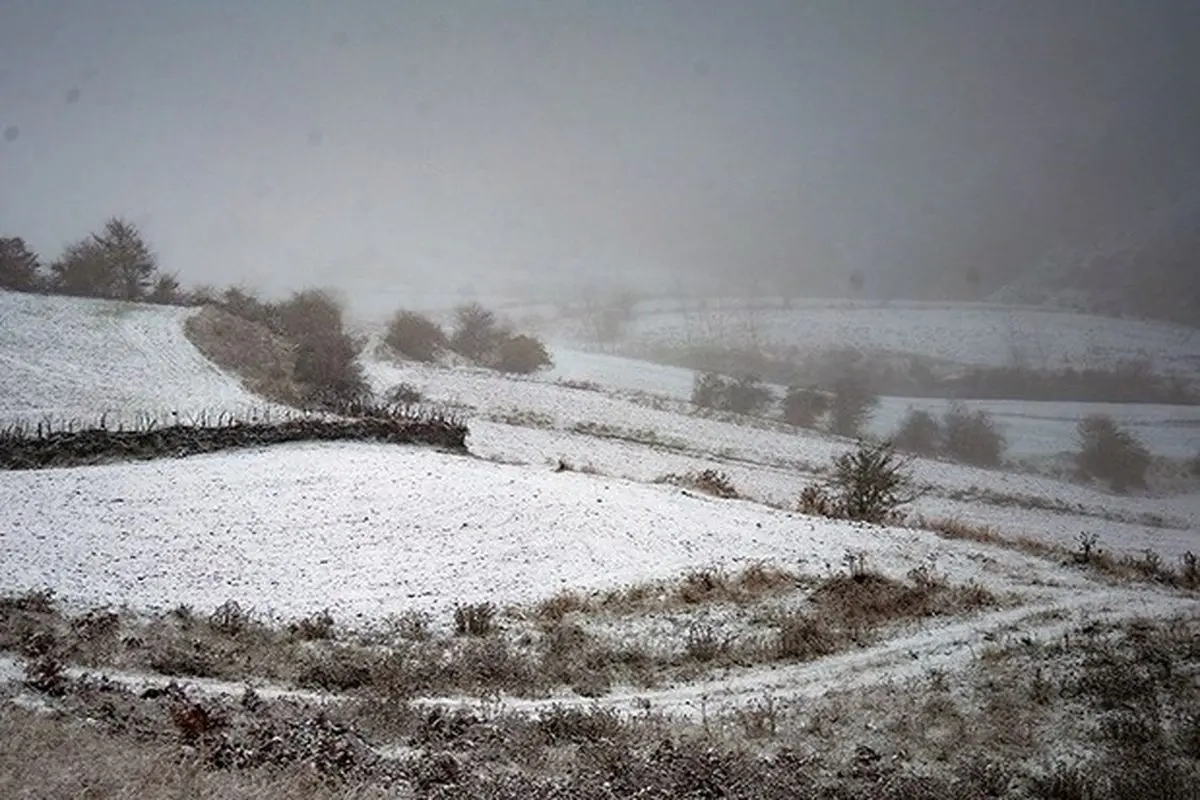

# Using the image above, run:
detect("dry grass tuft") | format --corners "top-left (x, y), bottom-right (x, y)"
top-left (657, 468), bottom-right (741, 499)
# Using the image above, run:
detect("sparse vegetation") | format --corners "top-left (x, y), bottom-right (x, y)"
top-left (657, 468), bottom-right (740, 499)
top-left (4, 614), bottom-right (1198, 798)
top-left (1075, 413), bottom-right (1151, 492)
top-left (384, 309), bottom-right (447, 362)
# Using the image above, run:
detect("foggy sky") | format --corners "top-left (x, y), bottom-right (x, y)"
top-left (2, 0), bottom-right (1198, 306)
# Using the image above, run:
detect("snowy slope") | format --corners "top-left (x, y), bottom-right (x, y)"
top-left (0, 290), bottom-right (276, 425)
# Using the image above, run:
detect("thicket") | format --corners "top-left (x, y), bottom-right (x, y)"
top-left (691, 372), bottom-right (774, 415)
top-left (382, 303), bottom-right (553, 374)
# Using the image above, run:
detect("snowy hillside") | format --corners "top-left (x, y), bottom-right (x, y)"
top-left (0, 290), bottom-right (276, 426)
top-left (548, 299), bottom-right (1200, 377)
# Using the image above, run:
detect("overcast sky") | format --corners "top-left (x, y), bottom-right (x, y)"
top-left (2, 0), bottom-right (1197, 305)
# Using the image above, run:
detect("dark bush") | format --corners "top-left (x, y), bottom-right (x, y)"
top-left (0, 236), bottom-right (41, 291)
top-left (293, 330), bottom-right (372, 411)
top-left (941, 403), bottom-right (1005, 466)
top-left (495, 333), bottom-right (553, 374)
top-left (450, 302), bottom-right (503, 363)
top-left (453, 603), bottom-right (496, 637)
top-left (893, 408), bottom-right (941, 456)
top-left (690, 372), bottom-right (773, 415)
top-left (828, 373), bottom-right (878, 437)
top-left (385, 310), bottom-right (447, 362)
top-left (1076, 414), bottom-right (1151, 492)
top-left (781, 385), bottom-right (830, 428)
top-left (276, 288), bottom-right (344, 343)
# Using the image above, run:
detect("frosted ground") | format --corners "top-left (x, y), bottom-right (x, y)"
top-left (1, 289), bottom-right (1198, 720)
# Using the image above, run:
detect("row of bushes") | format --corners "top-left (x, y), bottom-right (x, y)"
top-left (663, 343), bottom-right (1197, 406)
top-left (0, 407), bottom-right (468, 469)
top-left (695, 364), bottom-right (1170, 491)
top-left (691, 372), bottom-right (879, 438)
top-left (892, 404), bottom-right (1005, 467)
top-left (384, 303), bottom-right (552, 375)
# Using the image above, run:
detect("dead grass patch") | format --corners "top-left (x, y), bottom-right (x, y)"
top-left (184, 305), bottom-right (299, 406)
top-left (656, 468), bottom-right (741, 499)
top-left (920, 514), bottom-right (1200, 591)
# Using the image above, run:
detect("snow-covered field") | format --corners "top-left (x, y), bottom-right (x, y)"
top-left (588, 300), bottom-right (1200, 376)
top-left (0, 441), bottom-right (1059, 621)
top-left (1, 290), bottom-right (1197, 631)
top-left (0, 290), bottom-right (275, 426)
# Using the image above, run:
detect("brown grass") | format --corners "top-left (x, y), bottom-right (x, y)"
top-left (0, 706), bottom-right (388, 800)
top-left (656, 468), bottom-right (741, 499)
top-left (919, 514), bottom-right (1200, 590)
top-left (183, 306), bottom-right (299, 406)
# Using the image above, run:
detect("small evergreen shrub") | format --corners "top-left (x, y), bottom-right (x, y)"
top-left (799, 440), bottom-right (917, 524)
top-left (691, 372), bottom-right (726, 410)
top-left (1075, 414), bottom-right (1151, 492)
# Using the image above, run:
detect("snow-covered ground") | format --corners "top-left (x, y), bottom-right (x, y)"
top-left (1, 289), bottom-right (1197, 630)
top-left (595, 301), bottom-right (1200, 376)
top-left (0, 441), bottom-right (1048, 620)
top-left (0, 290), bottom-right (275, 426)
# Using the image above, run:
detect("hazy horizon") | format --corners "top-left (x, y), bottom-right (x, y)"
top-left (3, 0), bottom-right (1198, 311)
